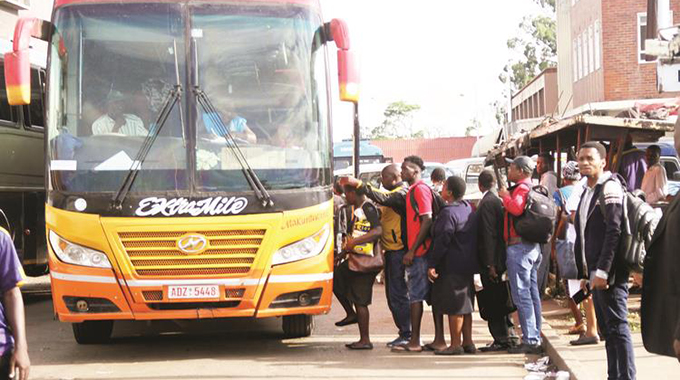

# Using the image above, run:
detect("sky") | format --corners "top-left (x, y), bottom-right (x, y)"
top-left (321, 0), bottom-right (545, 142)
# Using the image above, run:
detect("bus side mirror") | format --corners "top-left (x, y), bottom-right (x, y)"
top-left (3, 18), bottom-right (51, 105)
top-left (329, 19), bottom-right (359, 104)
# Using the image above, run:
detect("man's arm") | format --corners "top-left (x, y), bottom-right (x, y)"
top-left (3, 287), bottom-right (29, 380)
top-left (477, 200), bottom-right (496, 268)
top-left (360, 182), bottom-right (406, 210)
top-left (405, 214), bottom-right (432, 264)
top-left (596, 182), bottom-right (624, 279)
top-left (501, 184), bottom-right (530, 216)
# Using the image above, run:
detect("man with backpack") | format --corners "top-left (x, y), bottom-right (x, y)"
top-left (574, 141), bottom-right (636, 380)
top-left (498, 156), bottom-right (544, 355)
top-left (392, 155), bottom-right (437, 353)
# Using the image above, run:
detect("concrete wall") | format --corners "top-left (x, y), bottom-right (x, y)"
top-left (570, 0), bottom-right (605, 108)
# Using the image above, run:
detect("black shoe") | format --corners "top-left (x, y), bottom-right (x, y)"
top-left (507, 343), bottom-right (542, 355)
top-left (335, 316), bottom-right (358, 327)
top-left (479, 342), bottom-right (509, 352)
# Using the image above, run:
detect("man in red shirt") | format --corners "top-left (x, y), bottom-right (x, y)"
top-left (392, 155), bottom-right (433, 352)
top-left (498, 156), bottom-right (543, 354)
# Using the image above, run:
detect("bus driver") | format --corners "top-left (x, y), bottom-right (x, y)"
top-left (92, 90), bottom-right (148, 137)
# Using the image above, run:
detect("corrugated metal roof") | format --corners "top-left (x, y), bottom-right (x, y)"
top-left (372, 137), bottom-right (477, 164)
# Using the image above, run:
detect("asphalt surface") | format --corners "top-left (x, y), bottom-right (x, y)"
top-left (21, 276), bottom-right (531, 380)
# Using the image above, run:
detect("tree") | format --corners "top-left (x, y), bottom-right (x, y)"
top-left (499, 0), bottom-right (557, 91)
top-left (364, 101), bottom-right (423, 139)
top-left (464, 118), bottom-right (482, 137)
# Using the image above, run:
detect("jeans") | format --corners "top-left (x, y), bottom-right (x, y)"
top-left (506, 242), bottom-right (542, 345)
top-left (592, 282), bottom-right (636, 380)
top-left (537, 243), bottom-right (551, 296)
top-left (384, 249), bottom-right (411, 339)
top-left (405, 255), bottom-right (430, 303)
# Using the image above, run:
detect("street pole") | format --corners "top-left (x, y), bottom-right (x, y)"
top-left (352, 102), bottom-right (360, 178)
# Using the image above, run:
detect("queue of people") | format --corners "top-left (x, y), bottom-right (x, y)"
top-left (332, 137), bottom-right (680, 379)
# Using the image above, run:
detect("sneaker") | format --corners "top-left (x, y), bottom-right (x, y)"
top-left (386, 336), bottom-right (410, 348)
top-left (507, 343), bottom-right (542, 355)
top-left (479, 342), bottom-right (509, 352)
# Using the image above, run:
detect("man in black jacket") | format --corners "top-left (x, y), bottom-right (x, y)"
top-left (641, 121), bottom-right (680, 362)
top-left (476, 170), bottom-right (519, 352)
top-left (574, 141), bottom-right (636, 380)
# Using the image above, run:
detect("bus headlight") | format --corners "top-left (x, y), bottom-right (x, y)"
top-left (48, 231), bottom-right (112, 269)
top-left (272, 224), bottom-right (330, 265)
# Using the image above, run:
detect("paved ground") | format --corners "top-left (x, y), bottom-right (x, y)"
top-left (541, 294), bottom-right (678, 380)
top-left (21, 276), bottom-right (534, 380)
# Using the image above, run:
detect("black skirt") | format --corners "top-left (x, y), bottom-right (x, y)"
top-left (333, 260), bottom-right (377, 306)
top-left (431, 273), bottom-right (474, 315)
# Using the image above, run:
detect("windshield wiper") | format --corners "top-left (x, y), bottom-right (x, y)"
top-left (194, 88), bottom-right (274, 208)
top-left (111, 84), bottom-right (182, 211)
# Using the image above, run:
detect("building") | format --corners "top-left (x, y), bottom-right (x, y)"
top-left (508, 68), bottom-right (559, 137)
top-left (371, 137), bottom-right (476, 164)
top-left (1, 0), bottom-right (52, 65)
top-left (556, 0), bottom-right (680, 113)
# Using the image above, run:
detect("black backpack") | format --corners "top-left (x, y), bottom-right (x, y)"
top-left (597, 176), bottom-right (660, 273)
top-left (513, 184), bottom-right (557, 244)
top-left (409, 185), bottom-right (447, 239)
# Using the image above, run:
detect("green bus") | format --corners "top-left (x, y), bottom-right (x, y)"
top-left (0, 57), bottom-right (48, 275)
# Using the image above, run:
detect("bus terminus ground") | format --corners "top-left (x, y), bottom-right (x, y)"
top-left (4, 0), bottom-right (359, 343)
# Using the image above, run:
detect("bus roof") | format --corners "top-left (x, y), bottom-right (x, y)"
top-left (54, 0), bottom-right (320, 10)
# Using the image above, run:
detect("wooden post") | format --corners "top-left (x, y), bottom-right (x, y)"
top-left (577, 127), bottom-right (582, 150)
top-left (585, 125), bottom-right (592, 142)
top-left (556, 132), bottom-right (562, 186)
top-left (539, 139), bottom-right (544, 153)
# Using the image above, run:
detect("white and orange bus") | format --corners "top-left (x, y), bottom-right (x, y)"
top-left (4, 0), bottom-right (359, 343)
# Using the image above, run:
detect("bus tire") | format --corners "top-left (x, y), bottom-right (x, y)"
top-left (72, 320), bottom-right (114, 344)
top-left (282, 314), bottom-right (314, 338)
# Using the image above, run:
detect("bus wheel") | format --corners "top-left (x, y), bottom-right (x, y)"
top-left (72, 320), bottom-right (114, 344)
top-left (282, 314), bottom-right (314, 338)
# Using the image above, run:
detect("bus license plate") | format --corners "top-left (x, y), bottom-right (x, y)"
top-left (167, 285), bottom-right (220, 300)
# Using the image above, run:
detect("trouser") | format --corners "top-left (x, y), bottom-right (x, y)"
top-left (480, 273), bottom-right (518, 346)
top-left (383, 249), bottom-right (411, 338)
top-left (537, 243), bottom-right (551, 297)
top-left (506, 241), bottom-right (542, 345)
top-left (592, 282), bottom-right (637, 380)
top-left (0, 353), bottom-right (10, 380)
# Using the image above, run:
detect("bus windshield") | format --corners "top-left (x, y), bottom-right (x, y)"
top-left (46, 2), bottom-right (331, 195)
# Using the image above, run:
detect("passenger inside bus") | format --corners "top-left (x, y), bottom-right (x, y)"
top-left (201, 97), bottom-right (257, 144)
top-left (91, 91), bottom-right (147, 136)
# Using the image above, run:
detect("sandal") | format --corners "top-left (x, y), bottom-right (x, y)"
top-left (434, 346), bottom-right (464, 356)
top-left (345, 342), bottom-right (373, 350)
top-left (391, 344), bottom-right (423, 353)
top-left (568, 323), bottom-right (586, 335)
top-left (422, 343), bottom-right (446, 352)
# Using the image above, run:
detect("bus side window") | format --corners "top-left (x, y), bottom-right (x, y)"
top-left (22, 68), bottom-right (45, 130)
top-left (0, 61), bottom-right (20, 127)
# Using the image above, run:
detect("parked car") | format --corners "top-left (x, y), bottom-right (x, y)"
top-left (423, 162), bottom-right (455, 187)
top-left (446, 157), bottom-right (489, 203)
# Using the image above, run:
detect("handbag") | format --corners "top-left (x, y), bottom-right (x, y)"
top-left (555, 239), bottom-right (578, 279)
top-left (348, 240), bottom-right (384, 273)
top-left (476, 280), bottom-right (516, 321)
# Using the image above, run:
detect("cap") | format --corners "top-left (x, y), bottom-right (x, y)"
top-left (562, 161), bottom-right (581, 181)
top-left (512, 156), bottom-right (535, 174)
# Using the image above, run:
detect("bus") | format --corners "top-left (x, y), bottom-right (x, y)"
top-left (0, 56), bottom-right (49, 276)
top-left (4, 0), bottom-right (359, 343)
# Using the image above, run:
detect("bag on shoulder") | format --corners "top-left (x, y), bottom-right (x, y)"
top-left (513, 184), bottom-right (557, 244)
top-left (409, 185), bottom-right (447, 238)
top-left (598, 176), bottom-right (661, 273)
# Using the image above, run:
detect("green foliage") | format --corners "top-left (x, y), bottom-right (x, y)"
top-left (500, 1), bottom-right (557, 91)
top-left (364, 101), bottom-right (423, 139)
top-left (465, 118), bottom-right (482, 137)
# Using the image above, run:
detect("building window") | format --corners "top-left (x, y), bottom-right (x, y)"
top-left (588, 25), bottom-right (595, 74)
top-left (594, 20), bottom-right (601, 70)
top-left (639, 12), bottom-right (672, 63)
top-left (576, 35), bottom-right (585, 80)
top-left (573, 38), bottom-right (578, 81)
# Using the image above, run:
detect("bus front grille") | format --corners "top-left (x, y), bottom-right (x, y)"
top-left (118, 229), bottom-right (266, 277)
